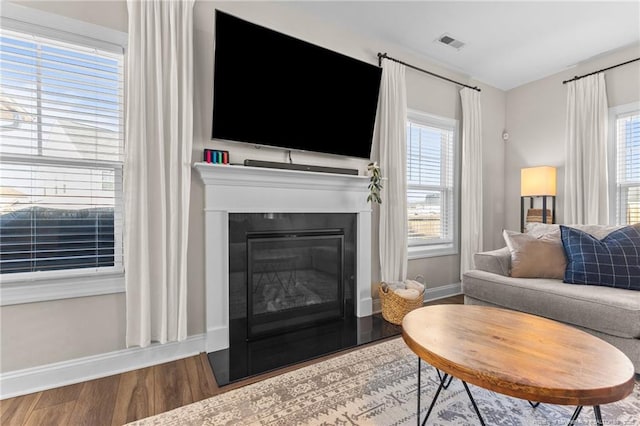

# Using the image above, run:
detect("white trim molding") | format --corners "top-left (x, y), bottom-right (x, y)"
top-left (0, 272), bottom-right (125, 306)
top-left (408, 244), bottom-right (457, 260)
top-left (0, 1), bottom-right (127, 52)
top-left (0, 334), bottom-right (205, 399)
top-left (423, 282), bottom-right (462, 302)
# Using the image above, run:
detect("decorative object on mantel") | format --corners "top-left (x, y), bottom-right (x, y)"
top-left (244, 159), bottom-right (359, 175)
top-left (521, 166), bottom-right (556, 232)
top-left (378, 280), bottom-right (425, 325)
top-left (203, 149), bottom-right (229, 164)
top-left (367, 161), bottom-right (382, 204)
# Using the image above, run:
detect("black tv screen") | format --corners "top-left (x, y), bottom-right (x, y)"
top-left (212, 11), bottom-right (382, 159)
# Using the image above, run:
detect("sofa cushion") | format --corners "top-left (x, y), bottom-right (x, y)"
top-left (503, 230), bottom-right (566, 279)
top-left (473, 247), bottom-right (510, 276)
top-left (561, 225), bottom-right (640, 290)
top-left (462, 269), bottom-right (640, 339)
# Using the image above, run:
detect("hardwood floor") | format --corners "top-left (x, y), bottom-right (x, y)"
top-left (0, 356), bottom-right (214, 426)
top-left (0, 295), bottom-right (464, 426)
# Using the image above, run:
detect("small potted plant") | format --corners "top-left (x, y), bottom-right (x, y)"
top-left (367, 162), bottom-right (382, 204)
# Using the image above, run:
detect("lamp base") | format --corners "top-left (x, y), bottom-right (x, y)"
top-left (521, 196), bottom-right (556, 232)
top-left (526, 208), bottom-right (553, 224)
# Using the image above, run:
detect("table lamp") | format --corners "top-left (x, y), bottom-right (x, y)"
top-left (521, 166), bottom-right (556, 232)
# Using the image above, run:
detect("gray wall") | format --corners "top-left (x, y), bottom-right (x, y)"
top-left (504, 44), bottom-right (640, 232)
top-left (1, 0), bottom-right (506, 372)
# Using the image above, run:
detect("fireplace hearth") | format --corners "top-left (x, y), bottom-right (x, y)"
top-left (208, 310), bottom-right (401, 386)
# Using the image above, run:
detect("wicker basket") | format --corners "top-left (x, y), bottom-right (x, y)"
top-left (378, 283), bottom-right (425, 325)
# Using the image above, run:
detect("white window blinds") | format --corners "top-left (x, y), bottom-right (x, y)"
top-left (406, 116), bottom-right (455, 247)
top-left (615, 111), bottom-right (640, 225)
top-left (0, 29), bottom-right (124, 275)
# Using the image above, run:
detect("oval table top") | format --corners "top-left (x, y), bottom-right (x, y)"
top-left (402, 305), bottom-right (635, 406)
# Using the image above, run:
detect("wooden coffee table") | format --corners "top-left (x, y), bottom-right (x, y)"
top-left (402, 305), bottom-right (635, 426)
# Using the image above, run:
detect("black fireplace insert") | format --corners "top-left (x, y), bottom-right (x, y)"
top-left (247, 229), bottom-right (345, 339)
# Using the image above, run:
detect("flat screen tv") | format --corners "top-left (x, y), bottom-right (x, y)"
top-left (212, 11), bottom-right (382, 159)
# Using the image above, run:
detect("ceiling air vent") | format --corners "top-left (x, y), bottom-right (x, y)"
top-left (436, 33), bottom-right (465, 50)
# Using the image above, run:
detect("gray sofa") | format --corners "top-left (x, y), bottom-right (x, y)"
top-left (462, 246), bottom-right (640, 373)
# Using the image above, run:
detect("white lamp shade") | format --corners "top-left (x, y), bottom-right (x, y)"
top-left (521, 166), bottom-right (557, 196)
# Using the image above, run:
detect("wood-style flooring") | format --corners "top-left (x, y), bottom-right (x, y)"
top-left (0, 294), bottom-right (464, 426)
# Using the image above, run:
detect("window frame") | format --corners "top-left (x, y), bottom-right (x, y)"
top-left (0, 4), bottom-right (127, 305)
top-left (406, 109), bottom-right (460, 260)
top-left (608, 101), bottom-right (640, 226)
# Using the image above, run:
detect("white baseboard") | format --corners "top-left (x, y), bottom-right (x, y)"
top-left (206, 326), bottom-right (229, 353)
top-left (357, 296), bottom-right (373, 318)
top-left (424, 282), bottom-right (462, 302)
top-left (372, 282), bottom-right (462, 313)
top-left (0, 334), bottom-right (205, 399)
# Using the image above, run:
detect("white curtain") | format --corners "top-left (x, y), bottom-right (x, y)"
top-left (125, 0), bottom-right (194, 347)
top-left (460, 88), bottom-right (483, 279)
top-left (564, 73), bottom-right (609, 224)
top-left (372, 60), bottom-right (408, 283)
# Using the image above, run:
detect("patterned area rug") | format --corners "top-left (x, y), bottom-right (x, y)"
top-left (129, 338), bottom-right (640, 425)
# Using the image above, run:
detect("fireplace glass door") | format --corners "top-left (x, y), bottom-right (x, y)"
top-left (246, 229), bottom-right (344, 339)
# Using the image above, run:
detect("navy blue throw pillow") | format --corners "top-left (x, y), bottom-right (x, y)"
top-left (560, 225), bottom-right (640, 290)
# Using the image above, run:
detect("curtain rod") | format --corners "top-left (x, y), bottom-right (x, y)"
top-left (562, 57), bottom-right (640, 85)
top-left (377, 52), bottom-right (481, 92)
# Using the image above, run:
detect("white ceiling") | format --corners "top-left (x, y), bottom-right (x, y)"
top-left (287, 1), bottom-right (640, 90)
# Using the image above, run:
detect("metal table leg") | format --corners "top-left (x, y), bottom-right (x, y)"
top-left (462, 381), bottom-right (486, 426)
top-left (416, 357), bottom-right (448, 426)
top-left (567, 406), bottom-right (583, 426)
top-left (416, 357), bottom-right (421, 426)
top-left (567, 405), bottom-right (603, 426)
top-left (415, 357), bottom-right (486, 426)
top-left (436, 368), bottom-right (454, 389)
top-left (593, 405), bottom-right (603, 426)
top-left (415, 359), bottom-right (605, 426)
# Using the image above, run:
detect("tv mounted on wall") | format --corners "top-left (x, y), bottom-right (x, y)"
top-left (211, 11), bottom-right (382, 160)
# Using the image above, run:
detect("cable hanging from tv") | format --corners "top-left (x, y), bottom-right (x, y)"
top-left (377, 52), bottom-right (481, 92)
top-left (562, 57), bottom-right (640, 85)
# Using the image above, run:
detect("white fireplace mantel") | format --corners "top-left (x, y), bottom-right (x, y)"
top-left (194, 162), bottom-right (372, 353)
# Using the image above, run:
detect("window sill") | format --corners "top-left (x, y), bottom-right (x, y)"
top-left (0, 271), bottom-right (125, 306)
top-left (408, 244), bottom-right (457, 260)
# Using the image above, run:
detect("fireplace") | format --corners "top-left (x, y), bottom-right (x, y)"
top-left (194, 162), bottom-right (373, 354)
top-left (194, 163), bottom-right (399, 385)
top-left (229, 213), bottom-right (356, 342)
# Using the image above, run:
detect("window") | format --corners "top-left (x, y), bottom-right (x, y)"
top-left (0, 29), bottom-right (124, 281)
top-left (406, 111), bottom-right (458, 258)
top-left (610, 103), bottom-right (640, 225)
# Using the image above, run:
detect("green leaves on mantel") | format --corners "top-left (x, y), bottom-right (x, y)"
top-left (367, 162), bottom-right (382, 204)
